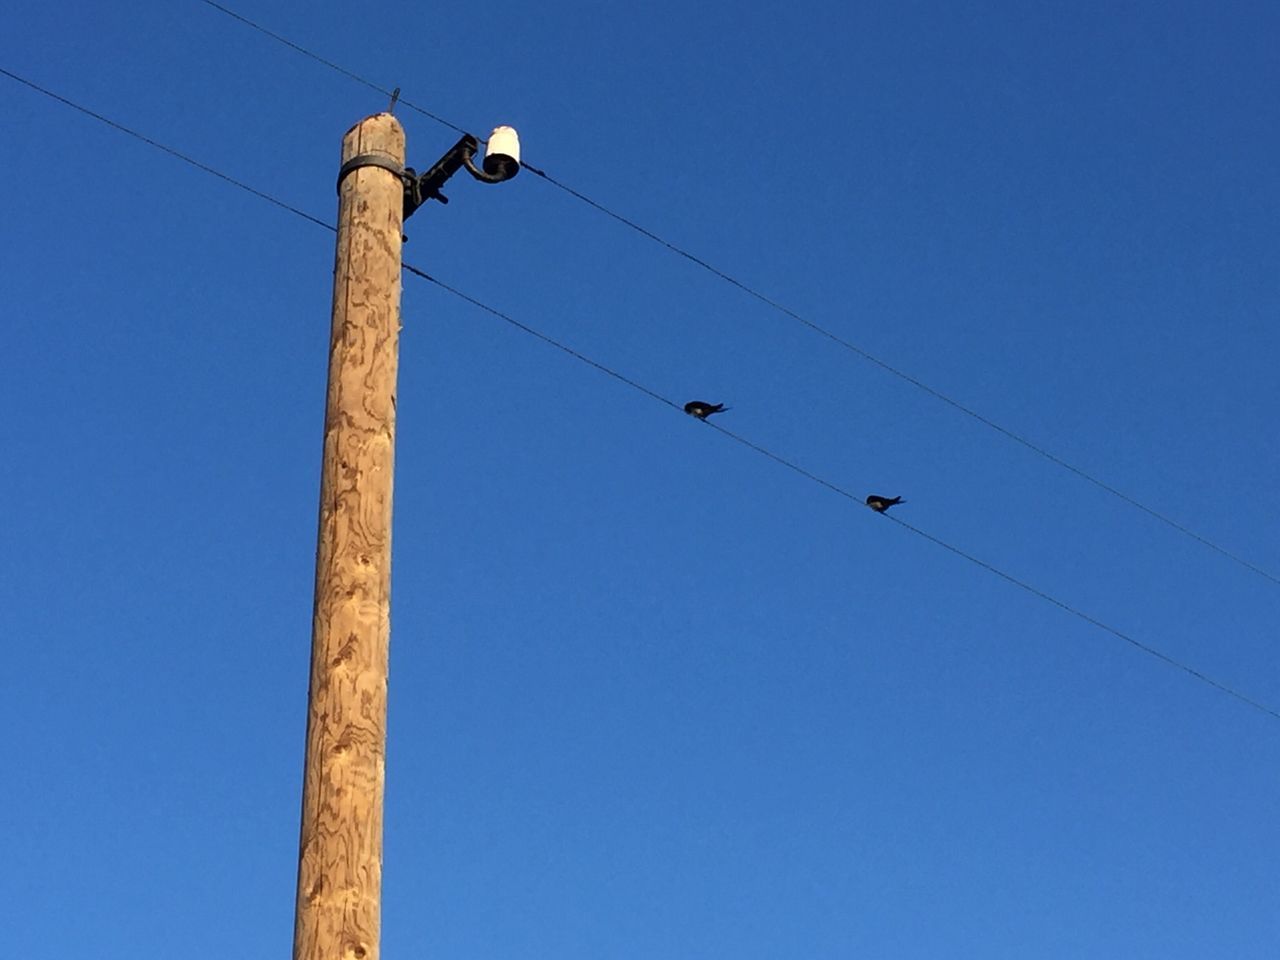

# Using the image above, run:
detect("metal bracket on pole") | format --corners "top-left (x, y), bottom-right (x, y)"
top-left (334, 139), bottom-right (479, 221)
top-left (401, 134), bottom-right (482, 219)
top-left (340, 128), bottom-right (518, 223)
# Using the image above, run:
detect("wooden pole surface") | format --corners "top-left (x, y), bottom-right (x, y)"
top-left (293, 113), bottom-right (405, 960)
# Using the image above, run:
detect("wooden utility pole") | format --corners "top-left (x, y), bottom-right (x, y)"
top-left (293, 113), bottom-right (405, 960)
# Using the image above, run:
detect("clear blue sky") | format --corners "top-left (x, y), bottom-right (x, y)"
top-left (4, 1), bottom-right (1279, 957)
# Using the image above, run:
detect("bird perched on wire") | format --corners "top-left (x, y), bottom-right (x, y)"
top-left (865, 494), bottom-right (904, 512)
top-left (684, 400), bottom-right (728, 419)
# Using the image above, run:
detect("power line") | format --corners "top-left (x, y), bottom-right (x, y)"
top-left (191, 0), bottom-right (1280, 591)
top-left (881, 514), bottom-right (1280, 721)
top-left (0, 67), bottom-right (334, 233)
top-left (6, 63), bottom-right (1275, 724)
top-left (194, 0), bottom-right (470, 138)
top-left (402, 265), bottom-right (681, 414)
top-left (402, 267), bottom-right (1280, 724)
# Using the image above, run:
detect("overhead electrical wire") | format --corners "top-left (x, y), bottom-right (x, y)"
top-left (404, 263), bottom-right (1280, 724)
top-left (6, 63), bottom-right (1275, 723)
top-left (195, 0), bottom-right (469, 137)
top-left (191, 0), bottom-right (1280, 592)
top-left (0, 67), bottom-right (333, 233)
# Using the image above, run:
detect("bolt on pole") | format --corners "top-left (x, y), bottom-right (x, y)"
top-left (293, 112), bottom-right (405, 960)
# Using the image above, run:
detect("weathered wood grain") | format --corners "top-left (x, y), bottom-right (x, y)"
top-left (293, 113), bottom-right (404, 960)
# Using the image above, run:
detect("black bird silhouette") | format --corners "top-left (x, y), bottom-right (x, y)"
top-left (684, 400), bottom-right (727, 419)
top-left (865, 494), bottom-right (904, 512)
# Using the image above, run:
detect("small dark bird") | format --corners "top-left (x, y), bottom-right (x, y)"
top-left (866, 494), bottom-right (904, 512)
top-left (684, 400), bottom-right (728, 419)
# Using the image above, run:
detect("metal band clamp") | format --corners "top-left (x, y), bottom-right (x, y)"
top-left (336, 153), bottom-right (407, 192)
